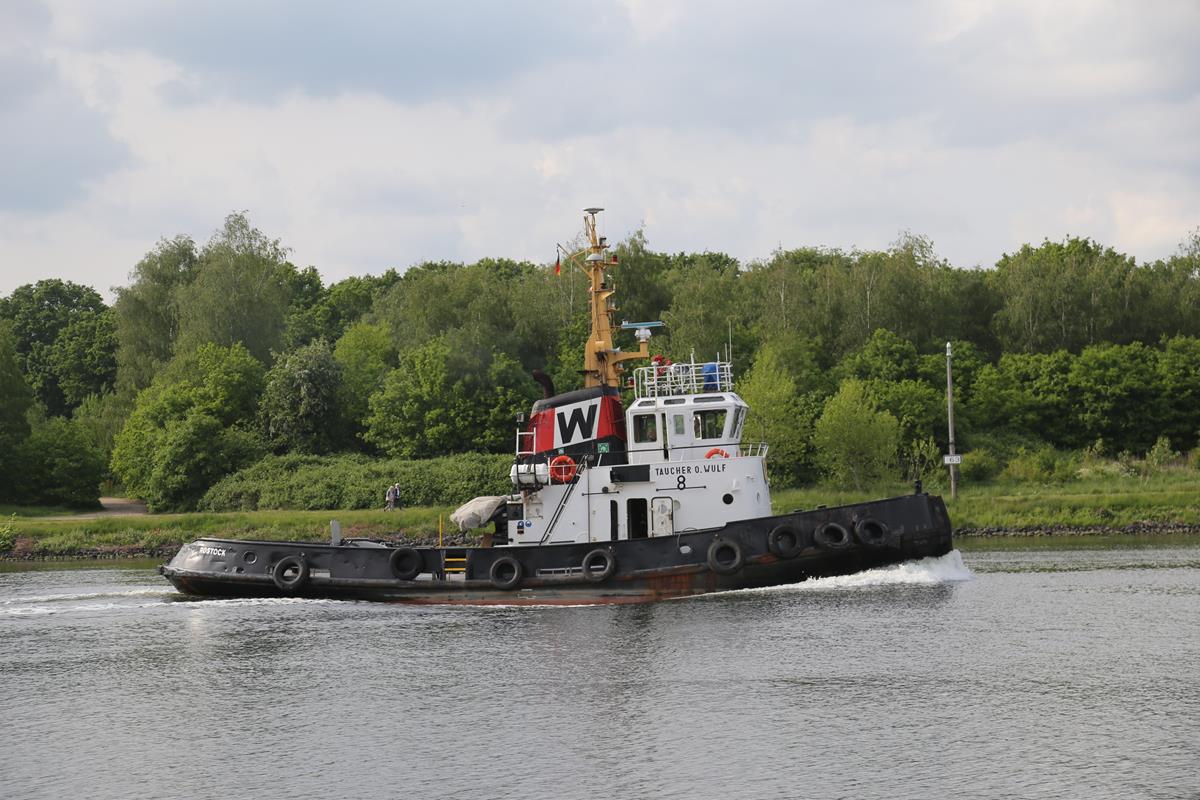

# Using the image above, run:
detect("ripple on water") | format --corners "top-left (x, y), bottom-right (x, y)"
top-left (0, 547), bottom-right (1197, 800)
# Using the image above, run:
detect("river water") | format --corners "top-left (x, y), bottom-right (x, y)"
top-left (1, 544), bottom-right (1197, 800)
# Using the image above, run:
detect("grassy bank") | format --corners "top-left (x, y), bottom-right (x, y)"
top-left (2, 507), bottom-right (455, 557)
top-left (774, 471), bottom-right (1200, 529)
top-left (4, 472), bottom-right (1200, 558)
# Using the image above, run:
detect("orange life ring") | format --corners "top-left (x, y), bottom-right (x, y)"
top-left (549, 455), bottom-right (577, 483)
top-left (705, 448), bottom-right (731, 459)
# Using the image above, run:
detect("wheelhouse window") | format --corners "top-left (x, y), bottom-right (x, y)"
top-left (694, 409), bottom-right (727, 440)
top-left (632, 414), bottom-right (658, 443)
top-left (730, 406), bottom-right (745, 439)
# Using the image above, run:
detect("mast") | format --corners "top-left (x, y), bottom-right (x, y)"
top-left (573, 208), bottom-right (650, 388)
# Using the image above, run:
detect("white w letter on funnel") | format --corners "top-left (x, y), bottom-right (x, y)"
top-left (556, 400), bottom-right (599, 447)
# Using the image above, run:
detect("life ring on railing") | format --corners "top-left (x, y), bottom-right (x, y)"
top-left (549, 455), bottom-right (577, 483)
top-left (705, 448), bottom-right (731, 459)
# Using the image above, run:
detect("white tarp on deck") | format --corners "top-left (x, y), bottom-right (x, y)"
top-left (450, 495), bottom-right (507, 532)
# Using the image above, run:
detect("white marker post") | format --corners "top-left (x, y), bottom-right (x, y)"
top-left (945, 341), bottom-right (958, 500)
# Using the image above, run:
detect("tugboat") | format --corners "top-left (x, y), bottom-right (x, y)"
top-left (160, 208), bottom-right (953, 604)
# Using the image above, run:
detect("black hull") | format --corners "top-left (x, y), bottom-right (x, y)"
top-left (160, 493), bottom-right (953, 605)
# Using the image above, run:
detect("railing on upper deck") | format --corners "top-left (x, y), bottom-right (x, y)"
top-left (623, 441), bottom-right (770, 460)
top-left (634, 360), bottom-right (734, 398)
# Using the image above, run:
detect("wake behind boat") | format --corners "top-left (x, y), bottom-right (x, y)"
top-left (160, 209), bottom-right (953, 604)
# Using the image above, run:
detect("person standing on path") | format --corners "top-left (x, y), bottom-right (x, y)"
top-left (385, 483), bottom-right (396, 511)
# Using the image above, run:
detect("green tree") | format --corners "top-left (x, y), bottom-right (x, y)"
top-left (0, 279), bottom-right (106, 415)
top-left (260, 340), bottom-right (346, 453)
top-left (49, 308), bottom-right (118, 407)
top-left (737, 343), bottom-right (819, 485)
top-left (661, 253), bottom-right (746, 362)
top-left (609, 229), bottom-right (675, 327)
top-left (110, 343), bottom-right (266, 511)
top-left (1067, 342), bottom-right (1162, 453)
top-left (916, 340), bottom-right (986, 406)
top-left (1157, 336), bottom-right (1200, 451)
top-left (990, 237), bottom-right (1137, 353)
top-left (0, 321), bottom-right (33, 447)
top-left (813, 379), bottom-right (901, 490)
top-left (364, 334), bottom-right (537, 458)
top-left (0, 321), bottom-right (35, 500)
top-left (863, 378), bottom-right (943, 446)
top-left (175, 213), bottom-right (294, 363)
top-left (333, 322), bottom-right (397, 434)
top-left (10, 418), bottom-right (104, 507)
top-left (112, 235), bottom-right (199, 393)
top-left (286, 271), bottom-right (401, 348)
top-left (72, 391), bottom-right (129, 473)
top-left (840, 329), bottom-right (919, 382)
top-left (966, 351), bottom-right (1076, 447)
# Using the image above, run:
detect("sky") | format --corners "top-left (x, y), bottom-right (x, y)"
top-left (2, 0), bottom-right (1198, 300)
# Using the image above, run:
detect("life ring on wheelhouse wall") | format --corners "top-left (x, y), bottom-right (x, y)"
top-left (549, 454), bottom-right (577, 483)
top-left (705, 448), bottom-right (731, 459)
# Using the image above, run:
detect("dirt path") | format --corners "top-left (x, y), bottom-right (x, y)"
top-left (41, 497), bottom-right (149, 521)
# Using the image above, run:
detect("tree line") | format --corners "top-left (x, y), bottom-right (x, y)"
top-left (1, 212), bottom-right (1198, 510)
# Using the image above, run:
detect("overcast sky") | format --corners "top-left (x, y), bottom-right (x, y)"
top-left (2, 0), bottom-right (1198, 300)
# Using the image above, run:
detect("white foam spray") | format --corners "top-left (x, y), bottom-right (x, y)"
top-left (715, 549), bottom-right (974, 597)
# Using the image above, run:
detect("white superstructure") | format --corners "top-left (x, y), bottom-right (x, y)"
top-left (507, 358), bottom-right (771, 546)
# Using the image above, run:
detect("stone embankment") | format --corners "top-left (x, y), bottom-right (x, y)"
top-left (955, 521), bottom-right (1200, 537)
top-left (4, 522), bottom-right (1198, 561)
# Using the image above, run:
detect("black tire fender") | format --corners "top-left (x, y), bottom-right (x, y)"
top-left (581, 548), bottom-right (616, 582)
top-left (489, 556), bottom-right (523, 590)
top-left (389, 547), bottom-right (423, 581)
top-left (707, 539), bottom-right (744, 575)
top-left (767, 525), bottom-right (803, 559)
top-left (814, 522), bottom-right (852, 551)
top-left (272, 555), bottom-right (309, 592)
top-left (854, 518), bottom-right (889, 548)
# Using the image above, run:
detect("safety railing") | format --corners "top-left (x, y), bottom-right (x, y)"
top-left (623, 441), bottom-right (769, 460)
top-left (634, 360), bottom-right (734, 398)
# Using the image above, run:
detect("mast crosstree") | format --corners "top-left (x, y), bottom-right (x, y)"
top-left (561, 208), bottom-right (651, 388)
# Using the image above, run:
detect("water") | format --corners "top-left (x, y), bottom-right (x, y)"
top-left (1, 546), bottom-right (1197, 800)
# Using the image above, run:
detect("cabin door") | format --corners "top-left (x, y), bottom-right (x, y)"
top-left (651, 497), bottom-right (674, 536)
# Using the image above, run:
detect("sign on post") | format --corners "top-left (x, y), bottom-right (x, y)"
top-left (943, 454), bottom-right (963, 466)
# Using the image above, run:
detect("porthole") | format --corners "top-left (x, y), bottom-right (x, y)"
top-left (243, 551), bottom-right (257, 564)
top-left (722, 493), bottom-right (734, 505)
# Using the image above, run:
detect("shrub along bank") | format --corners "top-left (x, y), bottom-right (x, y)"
top-left (197, 452), bottom-right (513, 511)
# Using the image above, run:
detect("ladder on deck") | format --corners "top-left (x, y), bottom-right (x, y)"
top-left (539, 463), bottom-right (586, 544)
top-left (442, 549), bottom-right (468, 580)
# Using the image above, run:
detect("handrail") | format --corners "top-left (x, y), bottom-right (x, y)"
top-left (634, 360), bottom-right (734, 398)
top-left (621, 441), bottom-right (770, 458)
top-left (540, 462), bottom-right (586, 544)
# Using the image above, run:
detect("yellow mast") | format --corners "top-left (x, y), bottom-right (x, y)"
top-left (566, 208), bottom-right (650, 388)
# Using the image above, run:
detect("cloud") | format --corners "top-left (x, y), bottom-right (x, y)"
top-left (49, 0), bottom-right (621, 103)
top-left (1, 0), bottom-right (1197, 302)
top-left (0, 3), bottom-right (128, 212)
